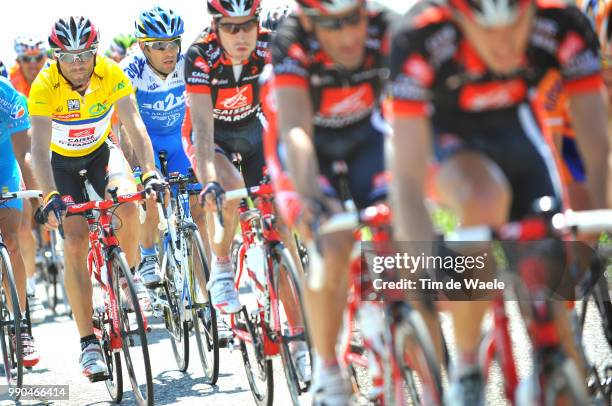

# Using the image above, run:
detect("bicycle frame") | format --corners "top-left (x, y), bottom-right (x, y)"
top-left (158, 176), bottom-right (200, 323)
top-left (229, 182), bottom-right (283, 357)
top-left (68, 192), bottom-right (150, 351)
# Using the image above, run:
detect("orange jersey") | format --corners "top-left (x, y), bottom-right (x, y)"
top-left (534, 69), bottom-right (585, 184)
top-left (9, 64), bottom-right (31, 97)
top-left (534, 69), bottom-right (576, 140)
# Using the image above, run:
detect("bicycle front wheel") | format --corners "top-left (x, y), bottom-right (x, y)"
top-left (111, 248), bottom-right (154, 406)
top-left (161, 248), bottom-right (189, 372)
top-left (185, 227), bottom-right (219, 384)
top-left (272, 243), bottom-right (312, 404)
top-left (392, 303), bottom-right (443, 405)
top-left (0, 245), bottom-right (23, 397)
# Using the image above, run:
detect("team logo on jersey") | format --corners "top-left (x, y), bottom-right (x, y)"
top-left (67, 99), bottom-right (80, 111)
top-left (319, 83), bottom-right (375, 117)
top-left (216, 85), bottom-right (253, 110)
top-left (558, 32), bottom-right (585, 66)
top-left (9, 103), bottom-right (25, 119)
top-left (459, 79), bottom-right (526, 112)
top-left (402, 54), bottom-right (434, 87)
top-left (89, 102), bottom-right (108, 116)
top-left (69, 127), bottom-right (96, 138)
top-left (194, 56), bottom-right (211, 74)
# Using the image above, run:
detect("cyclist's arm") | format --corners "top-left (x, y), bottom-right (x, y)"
top-left (276, 86), bottom-right (323, 201)
top-left (185, 92), bottom-right (216, 183)
top-left (30, 115), bottom-right (57, 197)
top-left (116, 123), bottom-right (140, 169)
top-left (568, 89), bottom-right (610, 208)
top-left (115, 94), bottom-right (156, 174)
top-left (11, 129), bottom-right (37, 190)
top-left (389, 116), bottom-right (435, 241)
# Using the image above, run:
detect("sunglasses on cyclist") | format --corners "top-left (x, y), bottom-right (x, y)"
top-left (217, 18), bottom-right (259, 35)
top-left (144, 38), bottom-right (181, 51)
top-left (310, 8), bottom-right (363, 30)
top-left (55, 49), bottom-right (96, 63)
top-left (18, 54), bottom-right (45, 63)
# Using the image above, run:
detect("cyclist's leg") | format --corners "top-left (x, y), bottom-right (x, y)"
top-left (204, 145), bottom-right (243, 314)
top-left (433, 127), bottom-right (511, 402)
top-left (138, 136), bottom-right (164, 285)
top-left (95, 141), bottom-right (140, 268)
top-left (1, 162), bottom-right (28, 313)
top-left (52, 152), bottom-right (95, 338)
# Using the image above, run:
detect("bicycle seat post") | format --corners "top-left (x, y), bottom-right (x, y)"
top-left (79, 169), bottom-right (90, 202)
top-left (158, 151), bottom-right (168, 178)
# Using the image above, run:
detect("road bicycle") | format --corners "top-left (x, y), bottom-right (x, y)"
top-left (215, 174), bottom-right (311, 406)
top-left (55, 171), bottom-right (154, 405)
top-left (449, 196), bottom-right (612, 405)
top-left (152, 151), bottom-right (220, 384)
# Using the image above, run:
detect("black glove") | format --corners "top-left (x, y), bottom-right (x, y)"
top-left (199, 181), bottom-right (224, 207)
top-left (142, 171), bottom-right (166, 193)
top-left (42, 192), bottom-right (66, 222)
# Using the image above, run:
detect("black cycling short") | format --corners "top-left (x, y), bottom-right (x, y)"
top-left (51, 140), bottom-right (125, 206)
top-left (280, 112), bottom-right (389, 210)
top-left (433, 104), bottom-right (563, 221)
top-left (214, 116), bottom-right (265, 189)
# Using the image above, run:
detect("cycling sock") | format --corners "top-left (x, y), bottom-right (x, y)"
top-left (211, 255), bottom-right (232, 280)
top-left (27, 277), bottom-right (36, 295)
top-left (80, 334), bottom-right (98, 351)
top-left (140, 245), bottom-right (158, 258)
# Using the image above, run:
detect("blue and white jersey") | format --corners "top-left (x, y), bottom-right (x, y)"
top-left (0, 76), bottom-right (29, 148)
top-left (120, 50), bottom-right (186, 138)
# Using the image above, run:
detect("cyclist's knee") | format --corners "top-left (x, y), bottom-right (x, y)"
top-left (1, 231), bottom-right (20, 253)
top-left (437, 153), bottom-right (511, 227)
top-left (115, 202), bottom-right (140, 228)
top-left (63, 218), bottom-right (89, 249)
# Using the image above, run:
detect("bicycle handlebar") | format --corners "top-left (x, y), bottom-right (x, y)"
top-left (1, 190), bottom-right (43, 200)
top-left (447, 209), bottom-right (612, 241)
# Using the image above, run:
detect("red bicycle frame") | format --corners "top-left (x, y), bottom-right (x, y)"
top-left (229, 181), bottom-right (284, 357)
top-left (66, 191), bottom-right (150, 350)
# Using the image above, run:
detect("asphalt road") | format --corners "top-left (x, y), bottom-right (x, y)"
top-left (0, 281), bottom-right (610, 406)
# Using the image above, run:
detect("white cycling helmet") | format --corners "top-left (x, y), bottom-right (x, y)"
top-left (297, 0), bottom-right (364, 15)
top-left (449, 0), bottom-right (533, 27)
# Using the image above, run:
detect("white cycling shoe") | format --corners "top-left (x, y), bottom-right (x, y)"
top-left (207, 274), bottom-right (241, 314)
top-left (80, 343), bottom-right (109, 382)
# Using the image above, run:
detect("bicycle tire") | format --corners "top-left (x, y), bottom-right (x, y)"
top-left (111, 248), bottom-right (154, 406)
top-left (0, 245), bottom-right (23, 397)
top-left (161, 247), bottom-right (188, 372)
top-left (272, 243), bottom-right (312, 404)
top-left (544, 354), bottom-right (590, 406)
top-left (185, 227), bottom-right (219, 384)
top-left (235, 242), bottom-right (273, 406)
top-left (92, 275), bottom-right (123, 402)
top-left (392, 303), bottom-right (443, 405)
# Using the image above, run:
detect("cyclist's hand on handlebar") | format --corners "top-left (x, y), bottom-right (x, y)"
top-left (42, 191), bottom-right (66, 231)
top-left (142, 170), bottom-right (167, 200)
top-left (297, 197), bottom-right (342, 241)
top-left (199, 181), bottom-right (225, 213)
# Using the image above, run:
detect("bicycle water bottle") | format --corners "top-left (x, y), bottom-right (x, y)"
top-left (245, 245), bottom-right (266, 303)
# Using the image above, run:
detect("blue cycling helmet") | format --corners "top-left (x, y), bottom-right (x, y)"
top-left (135, 6), bottom-right (184, 39)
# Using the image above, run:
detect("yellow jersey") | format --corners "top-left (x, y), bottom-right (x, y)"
top-left (28, 55), bottom-right (133, 157)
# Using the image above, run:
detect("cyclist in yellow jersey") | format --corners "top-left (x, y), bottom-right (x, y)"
top-left (29, 16), bottom-right (161, 382)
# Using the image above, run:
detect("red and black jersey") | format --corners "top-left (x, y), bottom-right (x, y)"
top-left (270, 11), bottom-right (395, 129)
top-left (184, 27), bottom-right (271, 129)
top-left (387, 0), bottom-right (603, 120)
